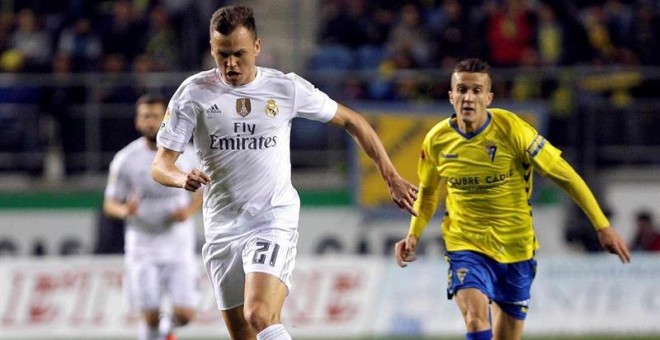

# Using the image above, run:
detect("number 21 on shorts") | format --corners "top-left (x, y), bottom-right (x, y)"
top-left (252, 240), bottom-right (280, 266)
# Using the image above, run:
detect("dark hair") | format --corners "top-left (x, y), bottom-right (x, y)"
top-left (454, 58), bottom-right (491, 74)
top-left (136, 93), bottom-right (166, 109)
top-left (210, 5), bottom-right (257, 39)
top-left (636, 210), bottom-right (652, 222)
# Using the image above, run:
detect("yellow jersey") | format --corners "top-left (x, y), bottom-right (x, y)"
top-left (411, 108), bottom-right (609, 263)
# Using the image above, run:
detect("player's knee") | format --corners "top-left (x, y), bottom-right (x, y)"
top-left (173, 309), bottom-right (195, 326)
top-left (243, 302), bottom-right (277, 332)
top-left (143, 312), bottom-right (160, 328)
top-left (464, 312), bottom-right (490, 332)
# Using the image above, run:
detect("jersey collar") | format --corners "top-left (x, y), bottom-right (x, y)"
top-left (450, 111), bottom-right (492, 140)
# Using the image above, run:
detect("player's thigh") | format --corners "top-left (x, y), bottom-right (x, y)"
top-left (164, 259), bottom-right (200, 309)
top-left (124, 260), bottom-right (161, 310)
top-left (242, 228), bottom-right (298, 295)
top-left (454, 288), bottom-right (491, 330)
top-left (244, 272), bottom-right (288, 317)
top-left (491, 302), bottom-right (524, 340)
top-left (202, 240), bottom-right (248, 310)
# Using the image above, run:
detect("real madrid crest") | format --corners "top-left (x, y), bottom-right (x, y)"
top-left (265, 99), bottom-right (279, 117)
top-left (236, 98), bottom-right (251, 117)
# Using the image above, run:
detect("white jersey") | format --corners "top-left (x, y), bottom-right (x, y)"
top-left (105, 138), bottom-right (198, 262)
top-left (157, 67), bottom-right (337, 243)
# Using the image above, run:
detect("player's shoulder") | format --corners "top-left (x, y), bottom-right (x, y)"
top-left (258, 66), bottom-right (288, 80)
top-left (117, 138), bottom-right (148, 158)
top-left (111, 138), bottom-right (145, 167)
top-left (177, 69), bottom-right (219, 91)
top-left (489, 108), bottom-right (527, 127)
top-left (259, 67), bottom-right (316, 90)
top-left (425, 116), bottom-right (453, 140)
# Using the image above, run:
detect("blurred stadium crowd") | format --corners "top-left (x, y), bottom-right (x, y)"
top-left (1, 0), bottom-right (660, 177)
top-left (2, 0), bottom-right (660, 73)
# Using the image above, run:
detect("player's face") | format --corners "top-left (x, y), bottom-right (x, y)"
top-left (135, 103), bottom-right (165, 142)
top-left (449, 72), bottom-right (493, 128)
top-left (210, 26), bottom-right (261, 86)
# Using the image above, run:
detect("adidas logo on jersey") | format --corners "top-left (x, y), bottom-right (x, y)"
top-left (206, 104), bottom-right (221, 117)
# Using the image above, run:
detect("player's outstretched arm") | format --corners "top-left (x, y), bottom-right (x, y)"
top-left (539, 156), bottom-right (631, 263)
top-left (328, 104), bottom-right (418, 216)
top-left (151, 147), bottom-right (210, 192)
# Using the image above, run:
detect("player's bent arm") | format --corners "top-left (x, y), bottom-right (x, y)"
top-left (151, 147), bottom-right (187, 189)
top-left (540, 156), bottom-right (609, 230)
top-left (328, 104), bottom-right (400, 182)
top-left (408, 184), bottom-right (446, 238)
top-left (328, 104), bottom-right (418, 215)
top-left (103, 197), bottom-right (135, 220)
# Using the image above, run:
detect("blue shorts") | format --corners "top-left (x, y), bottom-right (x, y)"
top-left (445, 251), bottom-right (537, 320)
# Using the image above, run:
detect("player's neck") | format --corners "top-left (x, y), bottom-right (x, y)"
top-left (144, 137), bottom-right (157, 151)
top-left (456, 116), bottom-right (487, 134)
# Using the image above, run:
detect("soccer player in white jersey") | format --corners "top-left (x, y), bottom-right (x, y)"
top-left (104, 94), bottom-right (203, 340)
top-left (150, 5), bottom-right (419, 340)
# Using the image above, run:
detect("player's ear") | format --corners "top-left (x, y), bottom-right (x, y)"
top-left (448, 91), bottom-right (454, 105)
top-left (485, 91), bottom-right (493, 106)
top-left (254, 38), bottom-right (261, 57)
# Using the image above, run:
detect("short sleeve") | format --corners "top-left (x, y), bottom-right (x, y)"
top-left (287, 73), bottom-right (338, 122)
top-left (157, 85), bottom-right (197, 153)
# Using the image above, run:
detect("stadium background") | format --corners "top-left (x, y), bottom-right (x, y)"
top-left (1, 0), bottom-right (660, 339)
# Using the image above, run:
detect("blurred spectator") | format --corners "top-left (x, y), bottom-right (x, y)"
top-left (629, 0), bottom-right (660, 66)
top-left (630, 210), bottom-right (660, 252)
top-left (39, 54), bottom-right (88, 175)
top-left (484, 0), bottom-right (536, 67)
top-left (8, 8), bottom-right (51, 72)
top-left (99, 0), bottom-right (146, 63)
top-left (580, 3), bottom-right (620, 65)
top-left (144, 5), bottom-right (181, 71)
top-left (535, 2), bottom-right (564, 66)
top-left (386, 3), bottom-right (432, 68)
top-left (317, 0), bottom-right (370, 49)
top-left (428, 0), bottom-right (479, 69)
top-left (98, 53), bottom-right (140, 103)
top-left (57, 17), bottom-right (103, 72)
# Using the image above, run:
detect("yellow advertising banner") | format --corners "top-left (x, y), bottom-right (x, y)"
top-left (358, 113), bottom-right (445, 208)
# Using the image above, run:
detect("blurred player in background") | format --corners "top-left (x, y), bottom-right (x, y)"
top-left (151, 5), bottom-right (418, 340)
top-left (104, 94), bottom-right (202, 340)
top-left (394, 58), bottom-right (631, 340)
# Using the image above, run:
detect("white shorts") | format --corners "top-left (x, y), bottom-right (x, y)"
top-left (124, 258), bottom-right (200, 311)
top-left (202, 227), bottom-right (298, 310)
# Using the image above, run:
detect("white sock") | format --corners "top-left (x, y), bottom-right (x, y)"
top-left (158, 314), bottom-right (173, 337)
top-left (256, 324), bottom-right (292, 340)
top-left (138, 320), bottom-right (160, 340)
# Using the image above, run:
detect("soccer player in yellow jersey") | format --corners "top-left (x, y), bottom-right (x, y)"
top-left (394, 58), bottom-right (631, 340)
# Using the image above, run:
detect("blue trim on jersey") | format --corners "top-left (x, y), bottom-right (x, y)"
top-left (445, 251), bottom-right (536, 320)
top-left (450, 112), bottom-right (492, 139)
